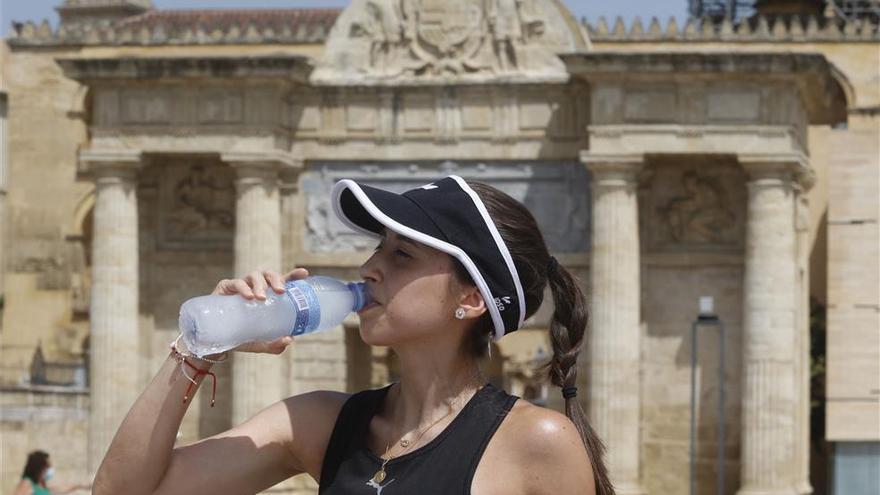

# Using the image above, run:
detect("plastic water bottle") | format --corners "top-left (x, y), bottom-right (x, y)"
top-left (178, 276), bottom-right (370, 357)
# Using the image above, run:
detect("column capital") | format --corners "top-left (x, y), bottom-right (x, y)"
top-left (580, 152), bottom-right (644, 190)
top-left (580, 152), bottom-right (644, 174)
top-left (279, 165), bottom-right (304, 194)
top-left (77, 149), bottom-right (143, 180)
top-left (738, 152), bottom-right (809, 182)
top-left (221, 150), bottom-right (302, 170)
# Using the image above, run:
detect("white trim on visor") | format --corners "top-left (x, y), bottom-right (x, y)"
top-left (331, 179), bottom-right (508, 341)
top-left (448, 175), bottom-right (526, 330)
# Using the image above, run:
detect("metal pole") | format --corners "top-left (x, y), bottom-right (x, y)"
top-left (690, 320), bottom-right (699, 495)
top-left (717, 320), bottom-right (726, 495)
top-left (691, 316), bottom-right (727, 495)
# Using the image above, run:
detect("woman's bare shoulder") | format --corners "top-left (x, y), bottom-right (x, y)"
top-left (489, 400), bottom-right (595, 494)
top-left (502, 400), bottom-right (585, 455)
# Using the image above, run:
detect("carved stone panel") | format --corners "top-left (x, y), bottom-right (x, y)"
top-left (707, 89), bottom-right (761, 123)
top-left (642, 160), bottom-right (746, 252)
top-left (121, 89), bottom-right (170, 125)
top-left (624, 87), bottom-right (676, 123)
top-left (302, 161), bottom-right (590, 254)
top-left (198, 90), bottom-right (243, 124)
top-left (157, 160), bottom-right (235, 250)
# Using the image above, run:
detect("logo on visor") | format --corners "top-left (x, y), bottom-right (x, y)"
top-left (494, 296), bottom-right (512, 312)
top-left (421, 183), bottom-right (438, 190)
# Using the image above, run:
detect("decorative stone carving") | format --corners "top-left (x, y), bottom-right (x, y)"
top-left (301, 161), bottom-right (589, 253)
top-left (313, 0), bottom-right (589, 85)
top-left (158, 163), bottom-right (235, 250)
top-left (658, 170), bottom-right (737, 243)
top-left (644, 164), bottom-right (745, 251)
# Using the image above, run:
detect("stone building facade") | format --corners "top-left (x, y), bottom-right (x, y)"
top-left (0, 1), bottom-right (874, 495)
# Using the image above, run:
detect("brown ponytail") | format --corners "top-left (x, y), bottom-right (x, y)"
top-left (545, 262), bottom-right (614, 495)
top-left (456, 181), bottom-right (615, 495)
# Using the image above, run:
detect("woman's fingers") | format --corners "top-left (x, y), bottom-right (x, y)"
top-left (263, 270), bottom-right (286, 294)
top-left (210, 279), bottom-right (231, 296)
top-left (244, 270), bottom-right (269, 300)
top-left (283, 267), bottom-right (309, 281)
top-left (211, 268), bottom-right (303, 299)
top-left (232, 279), bottom-right (255, 299)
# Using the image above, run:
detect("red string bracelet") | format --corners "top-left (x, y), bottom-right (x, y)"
top-left (170, 335), bottom-right (226, 407)
top-left (181, 358), bottom-right (217, 407)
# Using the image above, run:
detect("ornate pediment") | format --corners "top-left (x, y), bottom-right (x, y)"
top-left (312, 0), bottom-right (590, 86)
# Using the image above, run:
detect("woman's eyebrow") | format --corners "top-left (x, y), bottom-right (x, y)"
top-left (386, 231), bottom-right (421, 250)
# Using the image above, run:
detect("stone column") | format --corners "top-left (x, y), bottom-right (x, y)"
top-left (737, 157), bottom-right (802, 495)
top-left (223, 152), bottom-right (290, 425)
top-left (793, 170), bottom-right (815, 495)
top-left (81, 150), bottom-right (142, 473)
top-left (581, 153), bottom-right (646, 495)
top-left (279, 165), bottom-right (302, 397)
top-left (0, 92), bottom-right (7, 299)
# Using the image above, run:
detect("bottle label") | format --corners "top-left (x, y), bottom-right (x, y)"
top-left (285, 281), bottom-right (321, 336)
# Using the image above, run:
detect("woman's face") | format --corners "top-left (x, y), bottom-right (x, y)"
top-left (41, 459), bottom-right (52, 482)
top-left (357, 230), bottom-right (465, 346)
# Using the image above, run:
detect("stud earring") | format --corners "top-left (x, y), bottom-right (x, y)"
top-left (455, 307), bottom-right (466, 320)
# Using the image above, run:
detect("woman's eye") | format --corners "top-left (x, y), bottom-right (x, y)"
top-left (395, 249), bottom-right (411, 258)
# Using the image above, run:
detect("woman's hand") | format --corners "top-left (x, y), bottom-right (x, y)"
top-left (210, 267), bottom-right (310, 355)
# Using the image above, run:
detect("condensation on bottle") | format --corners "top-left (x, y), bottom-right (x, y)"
top-left (178, 276), bottom-right (370, 357)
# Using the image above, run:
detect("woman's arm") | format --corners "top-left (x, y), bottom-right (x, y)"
top-left (93, 268), bottom-right (347, 495)
top-left (46, 481), bottom-right (91, 494)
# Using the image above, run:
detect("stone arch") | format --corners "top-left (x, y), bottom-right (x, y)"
top-left (828, 62), bottom-right (856, 115)
top-left (67, 189), bottom-right (94, 316)
top-left (68, 188), bottom-right (95, 239)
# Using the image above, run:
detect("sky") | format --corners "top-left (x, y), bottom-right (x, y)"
top-left (0, 0), bottom-right (689, 37)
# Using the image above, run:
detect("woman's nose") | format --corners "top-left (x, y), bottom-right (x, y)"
top-left (359, 252), bottom-right (382, 283)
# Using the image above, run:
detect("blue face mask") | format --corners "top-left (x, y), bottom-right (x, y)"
top-left (43, 467), bottom-right (55, 482)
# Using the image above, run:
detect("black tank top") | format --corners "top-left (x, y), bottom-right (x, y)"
top-left (318, 383), bottom-right (518, 495)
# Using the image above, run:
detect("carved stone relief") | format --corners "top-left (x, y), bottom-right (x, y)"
top-left (313, 0), bottom-right (588, 85)
top-left (157, 161), bottom-right (235, 250)
top-left (643, 162), bottom-right (745, 251)
top-left (302, 161), bottom-right (589, 253)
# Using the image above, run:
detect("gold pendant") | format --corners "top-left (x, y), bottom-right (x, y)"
top-left (372, 468), bottom-right (386, 483)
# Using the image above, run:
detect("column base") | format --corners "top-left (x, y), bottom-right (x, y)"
top-left (796, 482), bottom-right (814, 495)
top-left (736, 488), bottom-right (800, 495)
top-left (613, 481), bottom-right (646, 495)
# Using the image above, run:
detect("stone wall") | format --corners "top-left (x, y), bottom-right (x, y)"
top-left (638, 156), bottom-right (747, 495)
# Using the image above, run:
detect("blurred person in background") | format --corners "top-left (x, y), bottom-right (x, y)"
top-left (14, 450), bottom-right (91, 495)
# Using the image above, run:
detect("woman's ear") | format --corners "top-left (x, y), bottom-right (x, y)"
top-left (457, 286), bottom-right (487, 320)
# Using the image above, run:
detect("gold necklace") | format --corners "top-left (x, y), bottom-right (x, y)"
top-left (370, 385), bottom-right (480, 484)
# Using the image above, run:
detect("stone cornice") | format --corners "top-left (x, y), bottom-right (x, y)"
top-left (582, 15), bottom-right (879, 43)
top-left (56, 56), bottom-right (313, 84)
top-left (563, 51), bottom-right (835, 77)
